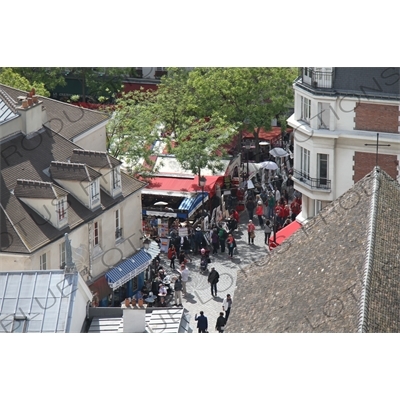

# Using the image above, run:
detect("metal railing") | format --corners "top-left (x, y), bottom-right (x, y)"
top-left (301, 68), bottom-right (334, 89)
top-left (293, 169), bottom-right (331, 190)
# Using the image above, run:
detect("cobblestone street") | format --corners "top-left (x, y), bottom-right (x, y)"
top-left (159, 210), bottom-right (270, 333)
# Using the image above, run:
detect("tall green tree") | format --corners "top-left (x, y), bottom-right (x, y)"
top-left (187, 67), bottom-right (297, 161)
top-left (64, 67), bottom-right (131, 102)
top-left (155, 68), bottom-right (238, 177)
top-left (0, 68), bottom-right (50, 96)
top-left (105, 89), bottom-right (161, 176)
top-left (12, 67), bottom-right (66, 92)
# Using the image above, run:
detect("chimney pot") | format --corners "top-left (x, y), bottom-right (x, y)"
top-left (32, 95), bottom-right (38, 104)
top-left (27, 97), bottom-right (33, 107)
top-left (22, 100), bottom-right (29, 108)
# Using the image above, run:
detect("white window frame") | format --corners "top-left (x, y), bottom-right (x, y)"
top-left (94, 221), bottom-right (100, 247)
top-left (112, 167), bottom-right (121, 189)
top-left (300, 147), bottom-right (310, 178)
top-left (56, 199), bottom-right (66, 221)
top-left (40, 253), bottom-right (47, 270)
top-left (60, 242), bottom-right (66, 269)
top-left (301, 96), bottom-right (311, 123)
top-left (91, 180), bottom-right (100, 204)
top-left (115, 209), bottom-right (122, 240)
top-left (317, 153), bottom-right (328, 187)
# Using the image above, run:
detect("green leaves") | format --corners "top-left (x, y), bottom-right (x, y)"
top-left (0, 68), bottom-right (50, 96)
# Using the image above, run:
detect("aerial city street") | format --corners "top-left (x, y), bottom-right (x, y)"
top-left (0, 67), bottom-right (399, 333)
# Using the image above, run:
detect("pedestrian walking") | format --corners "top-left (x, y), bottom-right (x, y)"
top-left (208, 267), bottom-right (220, 297)
top-left (218, 225), bottom-right (227, 253)
top-left (247, 220), bottom-right (256, 245)
top-left (215, 312), bottom-right (226, 333)
top-left (173, 276), bottom-right (183, 307)
top-left (195, 311), bottom-right (208, 333)
top-left (222, 294), bottom-right (233, 322)
top-left (194, 227), bottom-right (203, 254)
top-left (256, 200), bottom-right (264, 227)
top-left (167, 244), bottom-right (177, 269)
top-left (211, 229), bottom-right (219, 254)
top-left (179, 263), bottom-right (189, 296)
top-left (246, 197), bottom-right (256, 221)
top-left (264, 220), bottom-right (272, 245)
top-left (226, 233), bottom-right (236, 258)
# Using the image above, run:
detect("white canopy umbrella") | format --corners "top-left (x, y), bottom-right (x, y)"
top-left (257, 161), bottom-right (279, 170)
top-left (154, 201), bottom-right (168, 206)
top-left (269, 147), bottom-right (289, 157)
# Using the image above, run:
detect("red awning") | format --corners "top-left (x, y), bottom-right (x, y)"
top-left (145, 175), bottom-right (223, 198)
top-left (269, 221), bottom-right (302, 249)
top-left (242, 126), bottom-right (282, 142)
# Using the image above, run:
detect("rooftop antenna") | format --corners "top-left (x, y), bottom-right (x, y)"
top-left (364, 133), bottom-right (391, 168)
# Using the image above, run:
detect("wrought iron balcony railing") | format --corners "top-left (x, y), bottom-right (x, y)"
top-left (293, 169), bottom-right (331, 190)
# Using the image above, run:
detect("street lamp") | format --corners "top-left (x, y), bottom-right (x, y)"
top-left (199, 176), bottom-right (207, 218)
top-left (245, 139), bottom-right (251, 178)
top-left (273, 183), bottom-right (277, 244)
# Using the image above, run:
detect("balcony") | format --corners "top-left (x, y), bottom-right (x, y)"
top-left (293, 169), bottom-right (331, 190)
top-left (296, 68), bottom-right (335, 96)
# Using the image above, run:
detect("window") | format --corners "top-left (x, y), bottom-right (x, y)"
top-left (40, 253), bottom-right (47, 270)
top-left (115, 209), bottom-right (122, 239)
top-left (304, 67), bottom-right (312, 77)
top-left (91, 180), bottom-right (99, 200)
top-left (60, 242), bottom-right (66, 269)
top-left (300, 147), bottom-right (310, 178)
top-left (56, 199), bottom-right (66, 221)
top-left (12, 317), bottom-right (27, 333)
top-left (317, 154), bottom-right (328, 186)
top-left (94, 221), bottom-right (99, 247)
top-left (112, 168), bottom-right (121, 189)
top-left (301, 96), bottom-right (311, 122)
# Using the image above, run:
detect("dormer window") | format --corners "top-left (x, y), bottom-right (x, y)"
top-left (112, 167), bottom-right (121, 189)
top-left (57, 199), bottom-right (66, 221)
top-left (91, 180), bottom-right (99, 200)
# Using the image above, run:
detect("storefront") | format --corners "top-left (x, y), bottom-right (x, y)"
top-left (103, 241), bottom-right (160, 306)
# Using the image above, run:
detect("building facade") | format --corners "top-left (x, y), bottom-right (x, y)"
top-left (0, 86), bottom-right (147, 306)
top-left (287, 67), bottom-right (400, 220)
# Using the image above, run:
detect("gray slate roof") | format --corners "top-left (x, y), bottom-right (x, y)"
top-left (50, 161), bottom-right (102, 182)
top-left (0, 84), bottom-right (109, 140)
top-left (70, 149), bottom-right (122, 169)
top-left (14, 179), bottom-right (69, 199)
top-left (0, 128), bottom-right (146, 254)
top-left (226, 168), bottom-right (400, 333)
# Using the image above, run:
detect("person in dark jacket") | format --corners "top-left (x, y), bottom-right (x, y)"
top-left (195, 311), bottom-right (208, 333)
top-left (246, 197), bottom-right (256, 221)
top-left (211, 229), bottom-right (219, 254)
top-left (215, 312), bottom-right (226, 333)
top-left (208, 267), bottom-right (220, 297)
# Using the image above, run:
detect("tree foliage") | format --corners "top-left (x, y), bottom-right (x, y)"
top-left (186, 67), bottom-right (297, 161)
top-left (105, 90), bottom-right (161, 176)
top-left (0, 68), bottom-right (50, 96)
top-left (12, 67), bottom-right (67, 91)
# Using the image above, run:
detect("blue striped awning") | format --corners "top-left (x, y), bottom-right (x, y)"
top-left (178, 192), bottom-right (208, 218)
top-left (105, 250), bottom-right (152, 290)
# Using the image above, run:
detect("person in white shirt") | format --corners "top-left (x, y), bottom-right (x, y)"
top-left (180, 263), bottom-right (190, 296)
top-left (222, 294), bottom-right (233, 322)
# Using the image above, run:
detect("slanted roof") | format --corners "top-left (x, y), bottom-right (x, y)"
top-left (0, 128), bottom-right (146, 253)
top-left (0, 84), bottom-right (109, 140)
top-left (14, 179), bottom-right (69, 199)
top-left (0, 270), bottom-right (81, 333)
top-left (0, 88), bottom-right (18, 123)
top-left (226, 168), bottom-right (400, 333)
top-left (70, 148), bottom-right (122, 169)
top-left (50, 161), bottom-right (101, 182)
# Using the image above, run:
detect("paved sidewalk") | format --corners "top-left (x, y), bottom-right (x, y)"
top-left (159, 210), bottom-right (269, 333)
